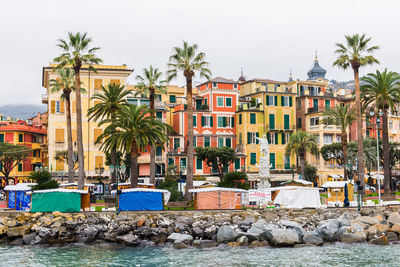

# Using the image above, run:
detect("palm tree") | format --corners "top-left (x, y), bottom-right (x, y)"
top-left (361, 69), bottom-right (400, 197)
top-left (53, 32), bottom-right (103, 190)
top-left (285, 131), bottom-right (319, 179)
top-left (321, 104), bottom-right (356, 180)
top-left (167, 41), bottom-right (211, 199)
top-left (333, 34), bottom-right (379, 192)
top-left (99, 105), bottom-right (171, 187)
top-left (136, 65), bottom-right (167, 185)
top-left (49, 68), bottom-right (76, 183)
top-left (88, 83), bottom-right (131, 183)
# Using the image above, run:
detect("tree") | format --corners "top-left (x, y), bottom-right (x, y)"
top-left (333, 33), bottom-right (379, 193)
top-left (167, 41), bottom-right (212, 199)
top-left (285, 131), bottom-right (319, 179)
top-left (321, 103), bottom-right (356, 180)
top-left (136, 65), bottom-right (167, 185)
top-left (98, 105), bottom-right (171, 187)
top-left (304, 164), bottom-right (318, 183)
top-left (320, 142), bottom-right (344, 166)
top-left (195, 147), bottom-right (236, 181)
top-left (30, 170), bottom-right (59, 190)
top-left (87, 83), bottom-right (131, 183)
top-left (54, 32), bottom-right (103, 190)
top-left (54, 150), bottom-right (79, 171)
top-left (218, 171), bottom-right (250, 190)
top-left (347, 139), bottom-right (377, 179)
top-left (361, 69), bottom-right (400, 197)
top-left (49, 68), bottom-right (77, 183)
top-left (0, 143), bottom-right (30, 183)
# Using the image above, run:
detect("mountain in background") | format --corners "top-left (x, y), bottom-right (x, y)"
top-left (329, 80), bottom-right (355, 91)
top-left (0, 104), bottom-right (46, 120)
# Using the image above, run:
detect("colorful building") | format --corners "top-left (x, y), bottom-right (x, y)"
top-left (0, 121), bottom-right (47, 184)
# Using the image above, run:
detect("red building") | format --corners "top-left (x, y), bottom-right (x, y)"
top-left (168, 77), bottom-right (244, 180)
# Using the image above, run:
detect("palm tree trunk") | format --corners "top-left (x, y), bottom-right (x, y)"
top-left (73, 66), bottom-right (85, 190)
top-left (130, 145), bottom-right (139, 188)
top-left (382, 108), bottom-right (391, 198)
top-left (65, 93), bottom-right (74, 183)
top-left (342, 132), bottom-right (348, 180)
top-left (149, 88), bottom-right (156, 185)
top-left (185, 75), bottom-right (194, 201)
top-left (110, 113), bottom-right (117, 184)
top-left (300, 151), bottom-right (306, 180)
top-left (352, 66), bottom-right (365, 193)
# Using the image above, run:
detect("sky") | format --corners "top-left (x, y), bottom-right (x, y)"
top-left (0, 0), bottom-right (399, 106)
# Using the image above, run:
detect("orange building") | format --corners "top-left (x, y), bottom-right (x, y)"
top-left (0, 121), bottom-right (47, 184)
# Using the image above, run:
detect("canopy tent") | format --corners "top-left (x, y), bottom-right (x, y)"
top-left (117, 188), bottom-right (171, 211)
top-left (179, 181), bottom-right (216, 192)
top-left (272, 186), bottom-right (322, 209)
top-left (189, 187), bottom-right (247, 210)
top-left (4, 183), bottom-right (36, 211)
top-left (31, 189), bottom-right (88, 212)
top-left (282, 179), bottom-right (313, 187)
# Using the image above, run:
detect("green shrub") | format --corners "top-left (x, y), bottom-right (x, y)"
top-left (157, 179), bottom-right (181, 202)
top-left (218, 171), bottom-right (250, 190)
top-left (29, 170), bottom-right (59, 190)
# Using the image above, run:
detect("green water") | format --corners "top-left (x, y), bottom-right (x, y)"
top-left (1, 243), bottom-right (400, 267)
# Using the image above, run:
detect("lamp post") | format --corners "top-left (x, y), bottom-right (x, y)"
top-left (370, 110), bottom-right (383, 205)
top-left (109, 164), bottom-right (126, 215)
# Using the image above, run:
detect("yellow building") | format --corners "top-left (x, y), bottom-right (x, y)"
top-left (42, 64), bottom-right (134, 179)
top-left (237, 79), bottom-right (297, 183)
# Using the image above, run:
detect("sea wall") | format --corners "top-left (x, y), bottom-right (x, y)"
top-left (1, 207), bottom-right (400, 248)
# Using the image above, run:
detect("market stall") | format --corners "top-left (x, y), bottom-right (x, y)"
top-left (118, 188), bottom-right (170, 211)
top-left (271, 186), bottom-right (322, 209)
top-left (30, 189), bottom-right (88, 212)
top-left (189, 187), bottom-right (247, 210)
top-left (4, 183), bottom-right (36, 211)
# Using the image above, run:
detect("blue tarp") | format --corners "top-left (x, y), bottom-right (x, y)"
top-left (9, 190), bottom-right (31, 210)
top-left (119, 191), bottom-right (163, 211)
top-left (8, 191), bottom-right (15, 209)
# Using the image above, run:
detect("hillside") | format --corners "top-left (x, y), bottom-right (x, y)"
top-left (0, 104), bottom-right (46, 120)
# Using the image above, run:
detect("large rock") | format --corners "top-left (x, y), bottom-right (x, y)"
top-left (217, 226), bottom-right (238, 243)
top-left (204, 225), bottom-right (216, 239)
top-left (375, 223), bottom-right (389, 233)
top-left (23, 233), bottom-right (37, 245)
top-left (341, 233), bottom-right (366, 243)
top-left (303, 231), bottom-right (323, 246)
top-left (280, 220), bottom-right (304, 242)
top-left (316, 219), bottom-right (340, 242)
top-left (7, 226), bottom-right (29, 237)
top-left (264, 228), bottom-right (299, 246)
top-left (386, 232), bottom-right (398, 242)
top-left (350, 222), bottom-right (365, 233)
top-left (193, 239), bottom-right (218, 248)
top-left (167, 233), bottom-right (193, 244)
top-left (116, 234), bottom-right (140, 246)
top-left (390, 223), bottom-right (400, 234)
top-left (337, 213), bottom-right (352, 227)
top-left (370, 236), bottom-right (389, 245)
top-left (10, 238), bottom-right (23, 245)
top-left (237, 235), bottom-right (248, 245)
top-left (356, 216), bottom-right (379, 226)
top-left (173, 240), bottom-right (188, 249)
top-left (387, 212), bottom-right (400, 226)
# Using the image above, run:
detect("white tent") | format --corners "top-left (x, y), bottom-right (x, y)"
top-left (272, 186), bottom-right (322, 209)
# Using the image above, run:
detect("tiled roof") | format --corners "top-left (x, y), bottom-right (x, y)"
top-left (0, 124), bottom-right (46, 134)
top-left (245, 78), bottom-right (285, 83)
top-left (209, 76), bottom-right (237, 84)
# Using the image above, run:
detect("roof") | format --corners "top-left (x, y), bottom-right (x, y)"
top-left (4, 183), bottom-right (37, 191)
top-left (198, 76), bottom-right (238, 87)
top-left (282, 179), bottom-right (313, 185)
top-left (269, 186), bottom-right (322, 191)
top-left (189, 187), bottom-right (247, 193)
top-left (119, 188), bottom-right (169, 193)
top-left (110, 182), bottom-right (154, 186)
top-left (31, 188), bottom-right (88, 194)
top-left (59, 183), bottom-right (95, 187)
top-left (243, 78), bottom-right (285, 84)
top-left (307, 57), bottom-right (327, 80)
top-left (0, 123), bottom-right (46, 134)
top-left (322, 181), bottom-right (353, 188)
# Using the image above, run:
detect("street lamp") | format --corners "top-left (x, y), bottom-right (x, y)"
top-left (370, 110), bottom-right (383, 205)
top-left (109, 164), bottom-right (126, 214)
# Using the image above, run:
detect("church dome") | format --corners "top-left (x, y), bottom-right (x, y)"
top-left (307, 55), bottom-right (327, 80)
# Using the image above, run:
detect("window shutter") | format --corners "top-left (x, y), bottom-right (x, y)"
top-left (239, 114), bottom-right (242, 124)
top-left (201, 116), bottom-right (205, 126)
top-left (55, 129), bottom-right (65, 143)
top-left (247, 132), bottom-right (251, 144)
top-left (289, 96), bottom-right (293, 107)
top-left (60, 100), bottom-right (65, 113)
top-left (51, 101), bottom-right (55, 114)
top-left (71, 101), bottom-right (76, 114)
top-left (94, 129), bottom-right (103, 143)
top-left (223, 117), bottom-right (227, 127)
top-left (266, 95), bottom-right (269, 106)
top-left (281, 96), bottom-right (284, 106)
top-left (231, 117), bottom-right (234, 127)
top-left (274, 96), bottom-right (278, 106)
top-left (193, 116), bottom-right (197, 126)
top-left (275, 133), bottom-right (279, 144)
top-left (94, 79), bottom-right (103, 90)
top-left (256, 132), bottom-right (259, 144)
top-left (282, 133), bottom-right (286, 145)
top-left (267, 132), bottom-right (270, 143)
top-left (210, 116), bottom-right (213, 127)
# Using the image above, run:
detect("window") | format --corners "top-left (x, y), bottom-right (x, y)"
top-left (324, 134), bottom-right (333, 144)
top-left (193, 115), bottom-right (197, 127)
top-left (174, 138), bottom-right (180, 149)
top-left (55, 100), bottom-right (61, 114)
top-left (310, 117), bottom-right (319, 126)
top-left (281, 96), bottom-right (290, 107)
top-left (0, 134), bottom-right (3, 143)
top-left (204, 136), bottom-right (210, 147)
top-left (325, 100), bottom-right (331, 109)
top-left (239, 114), bottom-right (242, 125)
top-left (250, 153), bottom-right (257, 165)
top-left (212, 82), bottom-right (217, 87)
top-left (217, 116), bottom-right (233, 128)
top-left (55, 129), bottom-right (64, 143)
top-left (218, 137), bottom-right (224, 148)
top-left (284, 155), bottom-right (291, 170)
top-left (180, 158), bottom-right (187, 169)
top-left (269, 114), bottom-right (275, 129)
top-left (169, 95), bottom-right (176, 103)
top-left (193, 137), bottom-right (197, 147)
top-left (225, 137), bottom-right (231, 148)
top-left (156, 112), bottom-right (163, 119)
top-left (196, 158), bottom-right (203, 170)
top-left (270, 153), bottom-right (275, 169)
top-left (270, 132), bottom-right (275, 145)
top-left (336, 135), bottom-right (342, 142)
top-left (156, 146), bottom-right (162, 156)
top-left (266, 95), bottom-right (275, 106)
top-left (217, 96), bottom-right (224, 107)
top-left (284, 115), bottom-right (290, 130)
top-left (235, 158), bottom-right (240, 170)
top-left (315, 135), bottom-right (320, 144)
top-left (250, 113), bottom-right (256, 124)
top-left (93, 129), bottom-right (103, 143)
top-left (239, 133), bottom-right (242, 145)
top-left (233, 84), bottom-right (238, 89)
top-left (95, 156), bottom-right (104, 169)
top-left (157, 94), bottom-right (162, 101)
top-left (247, 132), bottom-right (259, 144)
top-left (94, 79), bottom-right (103, 90)
top-left (389, 120), bottom-right (393, 129)
top-left (168, 158), bottom-right (174, 166)
top-left (110, 79), bottom-right (120, 85)
top-left (18, 163), bottom-right (23, 172)
top-left (226, 97), bottom-right (232, 107)
top-left (284, 133), bottom-right (290, 144)
top-left (18, 134), bottom-right (23, 143)
top-left (201, 116), bottom-right (213, 127)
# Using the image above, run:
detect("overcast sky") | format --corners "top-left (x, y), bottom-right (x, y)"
top-left (0, 0), bottom-right (399, 106)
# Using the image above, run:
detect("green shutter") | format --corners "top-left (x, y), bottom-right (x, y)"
top-left (235, 158), bottom-right (240, 170)
top-left (250, 113), bottom-right (256, 124)
top-left (282, 133), bottom-right (286, 145)
top-left (281, 96), bottom-right (284, 106)
top-left (193, 116), bottom-right (197, 126)
top-left (18, 163), bottom-right (23, 172)
top-left (274, 96), bottom-right (278, 106)
top-left (256, 132), bottom-right (259, 144)
top-left (266, 95), bottom-right (269, 105)
top-left (201, 116), bottom-right (205, 126)
top-left (239, 114), bottom-right (242, 124)
top-left (325, 100), bottom-right (331, 109)
top-left (19, 134), bottom-right (23, 142)
top-left (269, 114), bottom-right (275, 129)
top-left (284, 114), bottom-right (290, 130)
top-left (285, 156), bottom-right (290, 170)
top-left (270, 153), bottom-right (275, 169)
top-left (193, 137), bottom-right (197, 147)
top-left (156, 112), bottom-right (162, 118)
top-left (196, 158), bottom-right (203, 170)
top-left (168, 158), bottom-right (174, 166)
top-left (250, 153), bottom-right (257, 165)
top-left (218, 137), bottom-right (224, 148)
top-left (289, 96), bottom-right (293, 107)
top-left (170, 95), bottom-right (176, 103)
top-left (275, 133), bottom-right (279, 144)
top-left (210, 116), bottom-right (213, 127)
top-left (226, 98), bottom-right (232, 107)
top-left (223, 117), bottom-right (227, 127)
top-left (226, 138), bottom-right (231, 148)
top-left (247, 132), bottom-right (251, 144)
top-left (267, 132), bottom-right (270, 143)
top-left (231, 117), bottom-right (234, 127)
top-left (0, 134), bottom-right (3, 143)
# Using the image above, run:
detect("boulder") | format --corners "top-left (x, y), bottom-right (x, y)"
top-left (356, 216), bottom-right (379, 226)
top-left (264, 228), bottom-right (299, 246)
top-left (350, 222), bottom-right (364, 233)
top-left (193, 239), bottom-right (218, 248)
top-left (7, 226), bottom-right (29, 237)
top-left (375, 223), bottom-right (389, 233)
top-left (136, 219), bottom-right (145, 227)
top-left (390, 224), bottom-right (400, 234)
top-left (337, 226), bottom-right (350, 239)
top-left (116, 234), bottom-right (140, 246)
top-left (167, 233), bottom-right (193, 244)
top-left (0, 224), bottom-right (6, 235)
top-left (386, 232), bottom-right (398, 242)
top-left (249, 240), bottom-right (267, 247)
top-left (23, 233), bottom-right (37, 245)
top-left (337, 213), bottom-right (352, 227)
top-left (316, 219), bottom-right (340, 242)
top-left (173, 240), bottom-right (188, 249)
top-left (365, 226), bottom-right (377, 239)
top-left (341, 233), bottom-right (366, 243)
top-left (237, 235), bottom-right (248, 245)
top-left (227, 242), bottom-right (241, 247)
top-left (245, 232), bottom-right (261, 242)
top-left (217, 226), bottom-right (238, 243)
top-left (303, 231), bottom-right (323, 246)
top-left (387, 212), bottom-right (400, 226)
top-left (192, 227), bottom-right (204, 237)
top-left (204, 225), bottom-right (216, 239)
top-left (10, 238), bottom-right (23, 245)
top-left (370, 236), bottom-right (389, 245)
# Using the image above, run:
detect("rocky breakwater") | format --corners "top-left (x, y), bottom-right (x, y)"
top-left (1, 208), bottom-right (400, 248)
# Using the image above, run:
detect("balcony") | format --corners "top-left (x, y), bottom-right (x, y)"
top-left (42, 94), bottom-right (48, 104)
top-left (155, 156), bottom-right (165, 163)
top-left (266, 124), bottom-right (296, 131)
top-left (237, 103), bottom-right (263, 112)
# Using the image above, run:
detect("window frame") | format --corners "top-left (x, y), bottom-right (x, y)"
top-left (217, 96), bottom-right (224, 107)
top-left (225, 97), bottom-right (232, 107)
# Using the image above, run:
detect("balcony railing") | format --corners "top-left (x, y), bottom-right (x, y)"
top-left (266, 124), bottom-right (296, 130)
